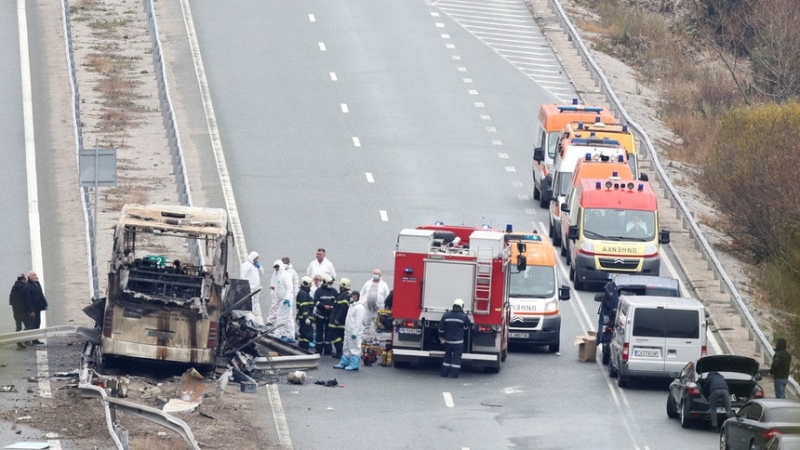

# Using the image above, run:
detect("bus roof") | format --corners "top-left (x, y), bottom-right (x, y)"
top-left (577, 179), bottom-right (657, 210)
top-left (119, 204), bottom-right (229, 238)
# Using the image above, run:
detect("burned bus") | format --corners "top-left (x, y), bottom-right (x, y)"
top-left (88, 204), bottom-right (234, 367)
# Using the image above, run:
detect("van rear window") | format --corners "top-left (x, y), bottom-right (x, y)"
top-left (632, 309), bottom-right (699, 338)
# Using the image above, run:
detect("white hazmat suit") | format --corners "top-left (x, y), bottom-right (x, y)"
top-left (240, 251), bottom-right (265, 324)
top-left (268, 260), bottom-right (295, 340)
top-left (360, 275), bottom-right (390, 332)
top-left (334, 297), bottom-right (367, 371)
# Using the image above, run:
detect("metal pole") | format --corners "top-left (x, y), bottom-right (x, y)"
top-left (93, 144), bottom-right (99, 298)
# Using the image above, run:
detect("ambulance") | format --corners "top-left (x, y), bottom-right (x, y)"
top-left (559, 120), bottom-right (643, 180)
top-left (545, 137), bottom-right (628, 248)
top-left (504, 231), bottom-right (570, 353)
top-left (561, 178), bottom-right (670, 290)
top-left (532, 100), bottom-right (614, 208)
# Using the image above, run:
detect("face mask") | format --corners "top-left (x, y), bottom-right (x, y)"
top-left (372, 274), bottom-right (380, 281)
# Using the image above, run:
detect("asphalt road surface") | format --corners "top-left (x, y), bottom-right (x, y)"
top-left (184, 1), bottom-right (720, 449)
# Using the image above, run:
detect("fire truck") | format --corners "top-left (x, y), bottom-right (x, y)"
top-left (391, 224), bottom-right (512, 373)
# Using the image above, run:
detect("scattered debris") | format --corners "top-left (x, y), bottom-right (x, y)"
top-left (0, 385), bottom-right (17, 393)
top-left (3, 442), bottom-right (50, 449)
top-left (287, 371), bottom-right (307, 385)
top-left (162, 398), bottom-right (200, 414)
top-left (313, 378), bottom-right (338, 387)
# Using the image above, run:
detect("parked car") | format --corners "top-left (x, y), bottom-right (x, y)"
top-left (764, 434), bottom-right (800, 450)
top-left (720, 399), bottom-right (800, 450)
top-left (667, 355), bottom-right (763, 429)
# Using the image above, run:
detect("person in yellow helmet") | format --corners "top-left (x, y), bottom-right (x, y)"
top-left (328, 277), bottom-right (351, 359)
top-left (438, 299), bottom-right (471, 378)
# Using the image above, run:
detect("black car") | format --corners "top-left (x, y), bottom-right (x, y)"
top-left (666, 354), bottom-right (763, 429)
top-left (720, 399), bottom-right (800, 450)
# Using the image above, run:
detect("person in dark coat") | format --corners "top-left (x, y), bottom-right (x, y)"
top-left (25, 271), bottom-right (48, 345)
top-left (438, 298), bottom-right (472, 379)
top-left (313, 275), bottom-right (338, 355)
top-left (295, 276), bottom-right (316, 350)
top-left (328, 278), bottom-right (351, 359)
top-left (770, 338), bottom-right (792, 399)
top-left (707, 371), bottom-right (734, 430)
top-left (9, 274), bottom-right (33, 349)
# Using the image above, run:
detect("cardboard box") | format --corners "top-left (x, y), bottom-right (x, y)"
top-left (574, 331), bottom-right (597, 362)
top-left (240, 381), bottom-right (257, 393)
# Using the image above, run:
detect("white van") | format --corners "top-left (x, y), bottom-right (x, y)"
top-left (608, 295), bottom-right (707, 387)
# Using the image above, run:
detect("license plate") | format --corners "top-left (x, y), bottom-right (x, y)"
top-left (716, 407), bottom-right (739, 414)
top-left (509, 332), bottom-right (529, 339)
top-left (633, 348), bottom-right (660, 358)
top-left (398, 328), bottom-right (421, 335)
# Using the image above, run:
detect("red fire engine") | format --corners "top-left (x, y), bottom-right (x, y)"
top-left (391, 224), bottom-right (511, 373)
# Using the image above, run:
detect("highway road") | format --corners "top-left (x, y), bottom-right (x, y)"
top-left (184, 0), bottom-right (720, 449)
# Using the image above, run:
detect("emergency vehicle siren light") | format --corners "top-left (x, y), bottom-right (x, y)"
top-left (506, 223), bottom-right (513, 233)
top-left (623, 125), bottom-right (628, 132)
top-left (617, 155), bottom-right (624, 162)
top-left (435, 221), bottom-right (444, 225)
top-left (482, 224), bottom-right (491, 230)
top-left (638, 183), bottom-right (644, 191)
top-left (577, 122), bottom-right (584, 130)
top-left (612, 171), bottom-right (618, 178)
top-left (404, 267), bottom-right (413, 274)
top-left (596, 181), bottom-right (602, 189)
top-left (572, 98), bottom-right (579, 105)
top-left (585, 153), bottom-right (592, 161)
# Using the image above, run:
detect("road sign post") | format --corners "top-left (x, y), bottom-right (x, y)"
top-left (79, 146), bottom-right (117, 299)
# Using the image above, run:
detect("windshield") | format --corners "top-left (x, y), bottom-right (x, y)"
top-left (547, 131), bottom-right (560, 159)
top-left (509, 265), bottom-right (556, 298)
top-left (581, 209), bottom-right (656, 241)
top-left (555, 171), bottom-right (574, 197)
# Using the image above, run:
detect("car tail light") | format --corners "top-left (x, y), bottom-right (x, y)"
top-left (686, 386), bottom-right (702, 397)
top-left (401, 321), bottom-right (416, 328)
top-left (476, 325), bottom-right (493, 333)
top-left (207, 321), bottom-right (218, 348)
top-left (754, 386), bottom-right (764, 398)
top-left (103, 309), bottom-right (114, 338)
top-left (701, 345), bottom-right (707, 357)
top-left (764, 429), bottom-right (781, 440)
top-left (622, 342), bottom-right (629, 362)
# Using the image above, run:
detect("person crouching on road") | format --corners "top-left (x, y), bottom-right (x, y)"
top-left (328, 278), bottom-right (351, 359)
top-left (313, 275), bottom-right (337, 355)
top-left (296, 276), bottom-right (316, 350)
top-left (269, 260), bottom-right (296, 342)
top-left (334, 291), bottom-right (367, 371)
top-left (439, 298), bottom-right (471, 379)
top-left (9, 274), bottom-right (33, 350)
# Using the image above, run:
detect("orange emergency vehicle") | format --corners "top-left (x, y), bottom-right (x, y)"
top-left (560, 179), bottom-right (670, 290)
top-left (532, 100), bottom-right (614, 208)
top-left (559, 120), bottom-right (643, 180)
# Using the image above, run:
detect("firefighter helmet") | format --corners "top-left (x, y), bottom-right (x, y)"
top-left (339, 277), bottom-right (351, 288)
top-left (301, 276), bottom-right (313, 287)
top-left (323, 275), bottom-right (334, 284)
top-left (453, 298), bottom-right (465, 309)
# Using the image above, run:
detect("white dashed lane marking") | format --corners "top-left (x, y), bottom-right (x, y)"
top-left (352, 137), bottom-right (361, 147)
top-left (318, 42), bottom-right (326, 51)
top-left (443, 392), bottom-right (455, 408)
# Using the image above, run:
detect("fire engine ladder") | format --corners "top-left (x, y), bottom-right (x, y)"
top-left (473, 249), bottom-right (493, 314)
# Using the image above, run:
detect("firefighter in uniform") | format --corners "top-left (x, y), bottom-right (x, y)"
top-left (328, 278), bottom-right (351, 359)
top-left (313, 275), bottom-right (338, 355)
top-left (439, 298), bottom-right (471, 379)
top-left (296, 276), bottom-right (316, 350)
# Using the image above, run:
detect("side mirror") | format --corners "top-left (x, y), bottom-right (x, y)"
top-left (660, 229), bottom-right (671, 244)
top-left (559, 285), bottom-right (570, 300)
top-left (639, 173), bottom-right (649, 182)
top-left (516, 242), bottom-right (526, 253)
top-left (594, 293), bottom-right (604, 302)
top-left (517, 255), bottom-right (527, 272)
top-left (533, 147), bottom-right (544, 162)
top-left (568, 225), bottom-right (578, 240)
top-left (560, 203), bottom-right (569, 213)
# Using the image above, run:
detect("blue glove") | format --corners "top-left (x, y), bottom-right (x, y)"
top-left (283, 299), bottom-right (291, 307)
top-left (253, 262), bottom-right (261, 269)
top-left (350, 334), bottom-right (357, 340)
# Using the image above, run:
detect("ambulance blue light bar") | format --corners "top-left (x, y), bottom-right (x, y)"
top-left (557, 105), bottom-right (605, 113)
top-left (571, 138), bottom-right (621, 146)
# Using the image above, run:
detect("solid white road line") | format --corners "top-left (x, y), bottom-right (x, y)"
top-left (180, 0), bottom-right (292, 447)
top-left (443, 392), bottom-right (455, 408)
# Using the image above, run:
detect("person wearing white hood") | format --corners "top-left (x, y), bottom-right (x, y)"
top-left (334, 291), bottom-right (367, 371)
top-left (359, 269), bottom-right (391, 333)
top-left (269, 260), bottom-right (296, 341)
top-left (240, 251), bottom-right (265, 324)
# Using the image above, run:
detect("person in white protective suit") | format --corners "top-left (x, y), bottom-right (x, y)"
top-left (359, 269), bottom-right (391, 333)
top-left (269, 260), bottom-right (296, 341)
top-left (239, 251), bottom-right (265, 324)
top-left (334, 291), bottom-right (367, 371)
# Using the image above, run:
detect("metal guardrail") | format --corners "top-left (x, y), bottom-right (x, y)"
top-left (547, 0), bottom-right (798, 397)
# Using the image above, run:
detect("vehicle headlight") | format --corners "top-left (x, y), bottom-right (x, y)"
top-left (580, 240), bottom-right (595, 252)
top-left (644, 242), bottom-right (658, 254)
top-left (544, 300), bottom-right (558, 312)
